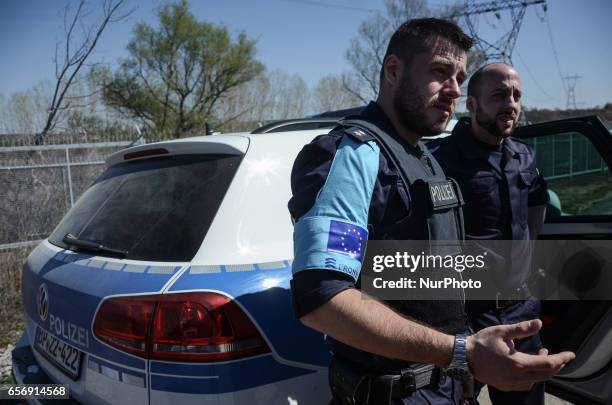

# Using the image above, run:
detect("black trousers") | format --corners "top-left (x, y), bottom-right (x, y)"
top-left (466, 298), bottom-right (545, 405)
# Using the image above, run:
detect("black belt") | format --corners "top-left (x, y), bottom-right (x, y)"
top-left (370, 363), bottom-right (444, 401)
top-left (329, 357), bottom-right (443, 404)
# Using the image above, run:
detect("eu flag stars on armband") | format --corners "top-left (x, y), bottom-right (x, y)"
top-left (327, 220), bottom-right (367, 261)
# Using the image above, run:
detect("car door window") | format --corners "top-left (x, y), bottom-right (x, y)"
top-left (524, 131), bottom-right (612, 218)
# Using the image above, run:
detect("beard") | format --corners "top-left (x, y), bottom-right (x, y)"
top-left (392, 73), bottom-right (450, 137)
top-left (473, 102), bottom-right (517, 139)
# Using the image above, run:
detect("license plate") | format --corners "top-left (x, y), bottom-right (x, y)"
top-left (34, 326), bottom-right (82, 379)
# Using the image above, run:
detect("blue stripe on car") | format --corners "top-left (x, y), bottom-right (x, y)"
top-left (88, 355), bottom-right (147, 387)
top-left (168, 267), bottom-right (330, 368)
top-left (26, 243), bottom-right (328, 382)
top-left (150, 355), bottom-right (315, 394)
top-left (23, 246), bottom-right (176, 369)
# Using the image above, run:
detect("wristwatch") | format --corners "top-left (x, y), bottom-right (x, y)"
top-left (446, 333), bottom-right (472, 381)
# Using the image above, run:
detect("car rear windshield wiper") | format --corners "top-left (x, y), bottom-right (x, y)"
top-left (62, 233), bottom-right (128, 258)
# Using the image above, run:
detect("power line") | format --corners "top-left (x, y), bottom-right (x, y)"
top-left (449, 0), bottom-right (545, 17)
top-left (496, 15), bottom-right (556, 101)
top-left (543, 10), bottom-right (566, 93)
top-left (514, 49), bottom-right (556, 101)
top-left (280, 0), bottom-right (376, 13)
top-left (447, 0), bottom-right (546, 64)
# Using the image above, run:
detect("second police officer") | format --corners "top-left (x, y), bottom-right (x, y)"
top-left (433, 63), bottom-right (549, 405)
top-left (288, 19), bottom-right (573, 405)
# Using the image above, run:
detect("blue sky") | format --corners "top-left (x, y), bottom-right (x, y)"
top-left (0, 0), bottom-right (611, 110)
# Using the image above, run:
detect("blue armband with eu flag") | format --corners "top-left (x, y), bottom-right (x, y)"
top-left (292, 135), bottom-right (379, 282)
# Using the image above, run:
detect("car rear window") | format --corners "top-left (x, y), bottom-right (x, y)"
top-left (49, 154), bottom-right (242, 261)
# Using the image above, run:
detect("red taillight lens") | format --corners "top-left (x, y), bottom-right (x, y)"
top-left (93, 292), bottom-right (269, 362)
top-left (151, 292), bottom-right (269, 361)
top-left (93, 296), bottom-right (157, 357)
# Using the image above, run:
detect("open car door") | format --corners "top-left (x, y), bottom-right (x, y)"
top-left (515, 115), bottom-right (612, 405)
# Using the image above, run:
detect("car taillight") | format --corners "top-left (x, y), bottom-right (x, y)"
top-left (93, 292), bottom-right (270, 362)
top-left (93, 296), bottom-right (157, 357)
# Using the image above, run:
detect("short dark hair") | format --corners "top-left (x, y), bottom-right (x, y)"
top-left (467, 64), bottom-right (488, 98)
top-left (380, 18), bottom-right (473, 83)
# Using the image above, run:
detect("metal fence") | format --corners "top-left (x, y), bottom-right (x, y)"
top-left (526, 132), bottom-right (607, 180)
top-left (0, 131), bottom-right (139, 148)
top-left (0, 141), bottom-right (131, 249)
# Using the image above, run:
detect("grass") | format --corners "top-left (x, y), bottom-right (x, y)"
top-left (548, 171), bottom-right (612, 215)
top-left (0, 247), bottom-right (31, 349)
top-left (0, 374), bottom-right (15, 384)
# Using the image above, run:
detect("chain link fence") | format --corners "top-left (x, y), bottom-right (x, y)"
top-left (0, 130), bottom-right (139, 148)
top-left (0, 138), bottom-right (135, 359)
top-left (1, 140), bottom-right (132, 249)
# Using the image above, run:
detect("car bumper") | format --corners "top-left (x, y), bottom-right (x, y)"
top-left (11, 332), bottom-right (80, 405)
top-left (13, 330), bottom-right (331, 404)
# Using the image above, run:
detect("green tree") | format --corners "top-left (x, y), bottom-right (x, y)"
top-left (102, 1), bottom-right (263, 138)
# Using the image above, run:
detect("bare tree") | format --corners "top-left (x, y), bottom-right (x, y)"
top-left (343, 0), bottom-right (474, 103)
top-left (214, 72), bottom-right (274, 132)
top-left (312, 74), bottom-right (361, 113)
top-left (344, 0), bottom-right (429, 103)
top-left (6, 93), bottom-right (36, 134)
top-left (214, 69), bottom-right (313, 132)
top-left (0, 94), bottom-right (7, 133)
top-left (268, 70), bottom-right (311, 120)
top-left (0, 81), bottom-right (52, 134)
top-left (36, 0), bottom-right (129, 144)
top-left (0, 75), bottom-right (130, 144)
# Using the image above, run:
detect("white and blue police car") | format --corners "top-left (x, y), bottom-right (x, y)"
top-left (12, 127), bottom-right (338, 404)
top-left (12, 113), bottom-right (612, 404)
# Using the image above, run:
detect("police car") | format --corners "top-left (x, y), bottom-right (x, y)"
top-left (12, 113), bottom-right (612, 404)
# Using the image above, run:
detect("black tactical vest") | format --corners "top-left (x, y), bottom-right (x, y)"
top-left (328, 119), bottom-right (469, 372)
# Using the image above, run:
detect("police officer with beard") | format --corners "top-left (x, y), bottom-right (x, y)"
top-left (289, 20), bottom-right (572, 405)
top-left (433, 63), bottom-right (549, 404)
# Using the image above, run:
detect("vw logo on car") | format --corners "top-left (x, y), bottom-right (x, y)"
top-left (37, 283), bottom-right (49, 322)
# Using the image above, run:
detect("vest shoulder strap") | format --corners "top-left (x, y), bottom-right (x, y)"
top-left (343, 126), bottom-right (376, 143)
top-left (338, 118), bottom-right (429, 186)
top-left (338, 118), bottom-right (465, 244)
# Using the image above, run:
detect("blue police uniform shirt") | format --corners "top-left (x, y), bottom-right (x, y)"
top-left (289, 102), bottom-right (422, 319)
top-left (431, 117), bottom-right (548, 240)
top-left (431, 117), bottom-right (549, 289)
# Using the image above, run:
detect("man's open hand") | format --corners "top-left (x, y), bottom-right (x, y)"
top-left (467, 319), bottom-right (575, 391)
